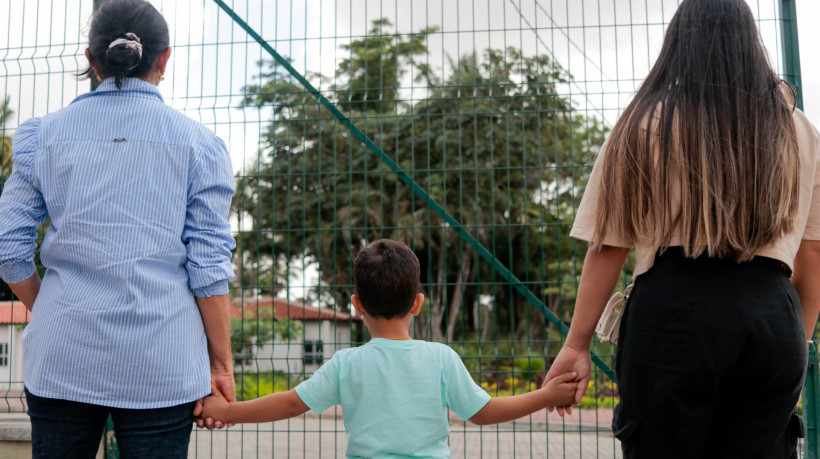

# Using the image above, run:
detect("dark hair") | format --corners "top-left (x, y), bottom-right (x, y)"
top-left (81, 0), bottom-right (170, 89)
top-left (353, 239), bottom-right (421, 319)
top-left (593, 0), bottom-right (799, 261)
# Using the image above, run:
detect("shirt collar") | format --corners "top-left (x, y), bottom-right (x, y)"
top-left (71, 77), bottom-right (165, 104)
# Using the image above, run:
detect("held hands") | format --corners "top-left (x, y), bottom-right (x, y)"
top-left (541, 371), bottom-right (579, 407)
top-left (542, 344), bottom-right (592, 416)
top-left (193, 369), bottom-right (236, 429)
top-left (195, 383), bottom-right (231, 428)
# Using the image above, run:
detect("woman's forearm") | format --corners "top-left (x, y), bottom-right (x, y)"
top-left (8, 272), bottom-right (41, 311)
top-left (565, 245), bottom-right (631, 350)
top-left (792, 240), bottom-right (820, 340)
top-left (195, 294), bottom-right (234, 373)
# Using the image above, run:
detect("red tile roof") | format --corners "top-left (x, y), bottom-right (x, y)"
top-left (0, 302), bottom-right (31, 325)
top-left (231, 297), bottom-right (361, 322)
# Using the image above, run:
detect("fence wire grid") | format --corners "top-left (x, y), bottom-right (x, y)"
top-left (0, 0), bottom-right (807, 458)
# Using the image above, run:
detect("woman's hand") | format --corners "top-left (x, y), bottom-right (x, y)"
top-left (542, 344), bottom-right (591, 416)
top-left (193, 294), bottom-right (235, 429)
top-left (211, 369), bottom-right (237, 405)
top-left (542, 245), bottom-right (629, 416)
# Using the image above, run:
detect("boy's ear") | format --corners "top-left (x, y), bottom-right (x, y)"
top-left (351, 294), bottom-right (366, 316)
top-left (410, 293), bottom-right (425, 316)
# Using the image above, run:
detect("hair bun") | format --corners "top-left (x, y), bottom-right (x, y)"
top-left (82, 0), bottom-right (170, 89)
top-left (104, 32), bottom-right (144, 75)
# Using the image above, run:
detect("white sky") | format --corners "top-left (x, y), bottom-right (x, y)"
top-left (0, 0), bottom-right (817, 167)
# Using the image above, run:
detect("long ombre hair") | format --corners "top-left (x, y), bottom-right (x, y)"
top-left (592, 0), bottom-right (799, 261)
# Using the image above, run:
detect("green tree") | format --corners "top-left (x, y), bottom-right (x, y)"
top-left (237, 20), bottom-right (606, 342)
top-left (336, 18), bottom-right (439, 113)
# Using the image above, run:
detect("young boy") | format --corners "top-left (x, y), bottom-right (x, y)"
top-left (198, 239), bottom-right (577, 457)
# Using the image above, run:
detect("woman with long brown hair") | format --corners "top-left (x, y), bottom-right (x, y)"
top-left (544, 0), bottom-right (820, 457)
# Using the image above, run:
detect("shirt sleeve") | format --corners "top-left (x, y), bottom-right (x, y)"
top-left (294, 353), bottom-right (342, 413)
top-left (192, 280), bottom-right (229, 298)
top-left (802, 130), bottom-right (820, 240)
top-left (182, 134), bottom-right (237, 295)
top-left (0, 117), bottom-right (48, 284)
top-left (569, 141), bottom-right (634, 247)
top-left (443, 348), bottom-right (491, 420)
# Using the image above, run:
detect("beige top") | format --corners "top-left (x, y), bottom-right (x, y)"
top-left (570, 109), bottom-right (820, 277)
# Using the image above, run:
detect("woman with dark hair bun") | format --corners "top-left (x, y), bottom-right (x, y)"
top-left (0, 0), bottom-right (236, 457)
top-left (543, 0), bottom-right (820, 458)
top-left (81, 0), bottom-right (171, 88)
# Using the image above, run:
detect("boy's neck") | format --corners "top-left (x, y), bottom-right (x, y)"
top-left (365, 314), bottom-right (414, 341)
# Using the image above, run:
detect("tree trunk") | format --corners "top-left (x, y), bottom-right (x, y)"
top-left (430, 239), bottom-right (447, 342)
top-left (514, 304), bottom-right (530, 341)
top-left (480, 304), bottom-right (492, 341)
top-left (444, 256), bottom-right (466, 342)
top-left (472, 294), bottom-right (480, 333)
top-left (528, 314), bottom-right (545, 342)
top-left (446, 249), bottom-right (476, 342)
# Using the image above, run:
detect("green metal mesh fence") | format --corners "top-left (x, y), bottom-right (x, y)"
top-left (0, 0), bottom-right (806, 457)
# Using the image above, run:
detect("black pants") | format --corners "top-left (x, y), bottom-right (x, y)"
top-left (614, 249), bottom-right (807, 459)
top-left (25, 388), bottom-right (195, 459)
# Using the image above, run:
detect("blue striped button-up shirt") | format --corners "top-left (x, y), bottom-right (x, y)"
top-left (0, 78), bottom-right (236, 408)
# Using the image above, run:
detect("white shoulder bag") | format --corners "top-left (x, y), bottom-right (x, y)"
top-left (595, 281), bottom-right (634, 345)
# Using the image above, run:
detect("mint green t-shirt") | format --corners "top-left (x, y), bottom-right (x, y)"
top-left (294, 338), bottom-right (491, 458)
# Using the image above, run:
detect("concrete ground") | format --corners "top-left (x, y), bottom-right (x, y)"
top-left (188, 411), bottom-right (624, 459)
top-left (0, 410), bottom-right (810, 458)
top-left (0, 406), bottom-right (622, 458)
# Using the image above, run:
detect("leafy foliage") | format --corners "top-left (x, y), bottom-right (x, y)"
top-left (236, 19), bottom-right (606, 342)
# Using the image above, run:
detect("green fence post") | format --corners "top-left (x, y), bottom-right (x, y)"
top-left (779, 0), bottom-right (803, 111)
top-left (806, 340), bottom-right (820, 459)
top-left (779, 1), bottom-right (813, 455)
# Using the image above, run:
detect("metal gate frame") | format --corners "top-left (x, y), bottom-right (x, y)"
top-left (99, 0), bottom-right (812, 456)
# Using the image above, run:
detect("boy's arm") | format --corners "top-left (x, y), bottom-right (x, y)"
top-left (200, 388), bottom-right (310, 425)
top-left (469, 372), bottom-right (577, 426)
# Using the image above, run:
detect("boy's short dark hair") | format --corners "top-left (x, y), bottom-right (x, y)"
top-left (353, 239), bottom-right (421, 319)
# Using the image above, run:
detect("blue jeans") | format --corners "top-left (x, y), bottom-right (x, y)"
top-left (25, 388), bottom-right (194, 459)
